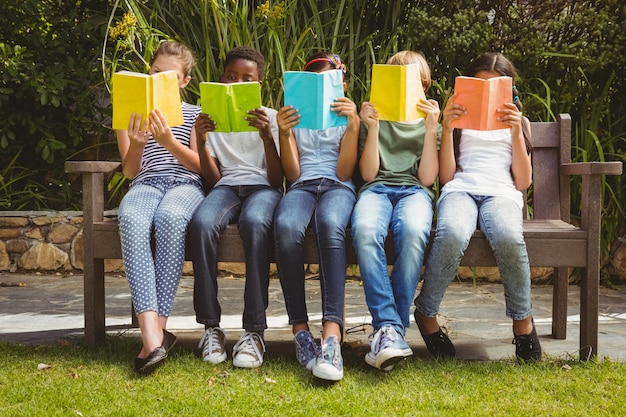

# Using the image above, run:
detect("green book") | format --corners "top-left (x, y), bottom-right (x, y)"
top-left (199, 82), bottom-right (262, 132)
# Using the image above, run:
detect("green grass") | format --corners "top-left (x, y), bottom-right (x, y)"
top-left (1, 338), bottom-right (625, 416)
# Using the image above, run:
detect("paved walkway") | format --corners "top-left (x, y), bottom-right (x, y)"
top-left (1, 272), bottom-right (625, 361)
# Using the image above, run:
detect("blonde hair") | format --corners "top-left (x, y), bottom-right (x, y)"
top-left (150, 40), bottom-right (195, 78)
top-left (386, 50), bottom-right (431, 91)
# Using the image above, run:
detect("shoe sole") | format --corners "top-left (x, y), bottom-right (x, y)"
top-left (365, 347), bottom-right (413, 371)
top-left (312, 363), bottom-right (343, 381)
top-left (233, 358), bottom-right (262, 368)
top-left (203, 351), bottom-right (227, 364)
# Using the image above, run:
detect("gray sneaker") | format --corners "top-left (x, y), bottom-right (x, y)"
top-left (198, 327), bottom-right (227, 364)
top-left (232, 332), bottom-right (265, 368)
top-left (312, 335), bottom-right (343, 381)
top-left (294, 330), bottom-right (321, 370)
top-left (365, 326), bottom-right (412, 371)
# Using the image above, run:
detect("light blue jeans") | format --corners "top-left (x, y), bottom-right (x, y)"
top-left (118, 177), bottom-right (204, 316)
top-left (274, 178), bottom-right (356, 329)
top-left (351, 184), bottom-right (433, 336)
top-left (415, 192), bottom-right (532, 321)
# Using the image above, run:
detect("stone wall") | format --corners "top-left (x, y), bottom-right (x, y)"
top-left (0, 211), bottom-right (124, 273)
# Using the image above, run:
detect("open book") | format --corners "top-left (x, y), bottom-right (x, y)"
top-left (111, 70), bottom-right (183, 130)
top-left (199, 82), bottom-right (261, 132)
top-left (283, 69), bottom-right (347, 130)
top-left (369, 63), bottom-right (427, 121)
top-left (451, 76), bottom-right (513, 130)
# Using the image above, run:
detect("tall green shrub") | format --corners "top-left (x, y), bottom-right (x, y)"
top-left (0, 0), bottom-right (111, 209)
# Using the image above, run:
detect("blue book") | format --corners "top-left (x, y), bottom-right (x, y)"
top-left (283, 70), bottom-right (347, 130)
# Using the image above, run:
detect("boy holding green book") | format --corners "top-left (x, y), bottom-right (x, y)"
top-left (189, 46), bottom-right (283, 369)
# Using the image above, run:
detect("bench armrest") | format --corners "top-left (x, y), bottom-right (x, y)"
top-left (65, 161), bottom-right (121, 174)
top-left (65, 161), bottom-right (121, 224)
top-left (561, 161), bottom-right (623, 176)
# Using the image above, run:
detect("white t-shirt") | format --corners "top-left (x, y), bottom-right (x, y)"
top-left (205, 106), bottom-right (280, 187)
top-left (440, 128), bottom-right (524, 208)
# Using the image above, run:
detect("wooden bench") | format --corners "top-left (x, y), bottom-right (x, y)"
top-left (65, 113), bottom-right (622, 359)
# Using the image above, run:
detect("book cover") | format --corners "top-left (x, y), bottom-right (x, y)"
top-left (451, 75), bottom-right (513, 130)
top-left (111, 70), bottom-right (183, 130)
top-left (199, 82), bottom-right (261, 132)
top-left (283, 70), bottom-right (347, 130)
top-left (369, 63), bottom-right (427, 121)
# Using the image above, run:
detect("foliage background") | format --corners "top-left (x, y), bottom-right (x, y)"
top-left (1, 0), bottom-right (624, 280)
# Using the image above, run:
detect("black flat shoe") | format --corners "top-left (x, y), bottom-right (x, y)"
top-left (414, 310), bottom-right (456, 359)
top-left (163, 329), bottom-right (177, 353)
top-left (135, 346), bottom-right (168, 375)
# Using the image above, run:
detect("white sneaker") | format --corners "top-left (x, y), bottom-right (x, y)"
top-left (198, 327), bottom-right (227, 364)
top-left (365, 326), bottom-right (412, 371)
top-left (312, 335), bottom-right (343, 382)
top-left (232, 332), bottom-right (265, 368)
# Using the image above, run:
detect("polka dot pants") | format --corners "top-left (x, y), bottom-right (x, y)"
top-left (118, 178), bottom-right (204, 316)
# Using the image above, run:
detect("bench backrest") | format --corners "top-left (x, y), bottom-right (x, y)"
top-left (528, 113), bottom-right (571, 221)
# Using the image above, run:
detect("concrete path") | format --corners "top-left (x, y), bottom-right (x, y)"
top-left (1, 272), bottom-right (624, 362)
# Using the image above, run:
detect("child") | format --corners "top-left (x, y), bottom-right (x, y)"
top-left (351, 50), bottom-right (441, 371)
top-left (274, 52), bottom-right (359, 381)
top-left (116, 40), bottom-right (204, 375)
top-left (413, 52), bottom-right (542, 363)
top-left (189, 46), bottom-right (283, 369)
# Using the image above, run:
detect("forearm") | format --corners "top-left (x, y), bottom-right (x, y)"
top-left (359, 127), bottom-right (380, 182)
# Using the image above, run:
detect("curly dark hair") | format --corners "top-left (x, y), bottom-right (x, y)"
top-left (224, 46), bottom-right (265, 80)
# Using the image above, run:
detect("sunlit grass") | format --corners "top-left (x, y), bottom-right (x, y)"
top-left (1, 338), bottom-right (625, 416)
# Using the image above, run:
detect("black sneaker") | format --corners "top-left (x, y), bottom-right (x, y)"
top-left (513, 321), bottom-right (542, 363)
top-left (414, 310), bottom-right (456, 359)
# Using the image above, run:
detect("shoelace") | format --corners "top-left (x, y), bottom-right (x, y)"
top-left (198, 328), bottom-right (222, 355)
top-left (234, 332), bottom-right (266, 358)
top-left (368, 327), bottom-right (398, 354)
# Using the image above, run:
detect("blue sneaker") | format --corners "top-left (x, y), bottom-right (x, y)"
top-left (312, 335), bottom-right (343, 381)
top-left (294, 330), bottom-right (320, 370)
top-left (365, 326), bottom-right (412, 371)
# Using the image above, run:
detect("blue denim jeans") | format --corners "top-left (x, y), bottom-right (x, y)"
top-left (189, 185), bottom-right (282, 332)
top-left (415, 192), bottom-right (532, 321)
top-left (274, 179), bottom-right (356, 329)
top-left (351, 184), bottom-right (433, 335)
top-left (118, 178), bottom-right (204, 316)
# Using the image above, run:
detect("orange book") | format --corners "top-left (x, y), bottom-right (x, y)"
top-left (451, 76), bottom-right (513, 130)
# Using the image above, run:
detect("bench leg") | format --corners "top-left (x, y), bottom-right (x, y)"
top-left (84, 258), bottom-right (106, 345)
top-left (551, 267), bottom-right (568, 339)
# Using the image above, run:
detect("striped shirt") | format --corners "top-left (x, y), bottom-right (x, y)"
top-left (132, 102), bottom-right (202, 188)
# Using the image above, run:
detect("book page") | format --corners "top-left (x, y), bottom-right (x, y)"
top-left (112, 71), bottom-right (151, 130)
top-left (451, 76), bottom-right (512, 130)
top-left (151, 71), bottom-right (183, 127)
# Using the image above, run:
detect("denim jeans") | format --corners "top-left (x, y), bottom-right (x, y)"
top-left (189, 185), bottom-right (282, 332)
top-left (118, 178), bottom-right (203, 316)
top-left (415, 192), bottom-right (532, 321)
top-left (351, 184), bottom-right (433, 335)
top-left (274, 179), bottom-right (356, 329)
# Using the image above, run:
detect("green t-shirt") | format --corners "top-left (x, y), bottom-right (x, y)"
top-left (358, 119), bottom-right (441, 195)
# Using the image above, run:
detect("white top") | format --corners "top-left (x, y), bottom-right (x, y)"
top-left (205, 106), bottom-right (280, 187)
top-left (440, 128), bottom-right (524, 208)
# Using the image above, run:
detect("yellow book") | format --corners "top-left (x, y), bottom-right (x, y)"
top-left (369, 63), bottom-right (426, 121)
top-left (111, 70), bottom-right (183, 130)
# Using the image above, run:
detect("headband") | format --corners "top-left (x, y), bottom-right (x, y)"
top-left (303, 55), bottom-right (346, 74)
